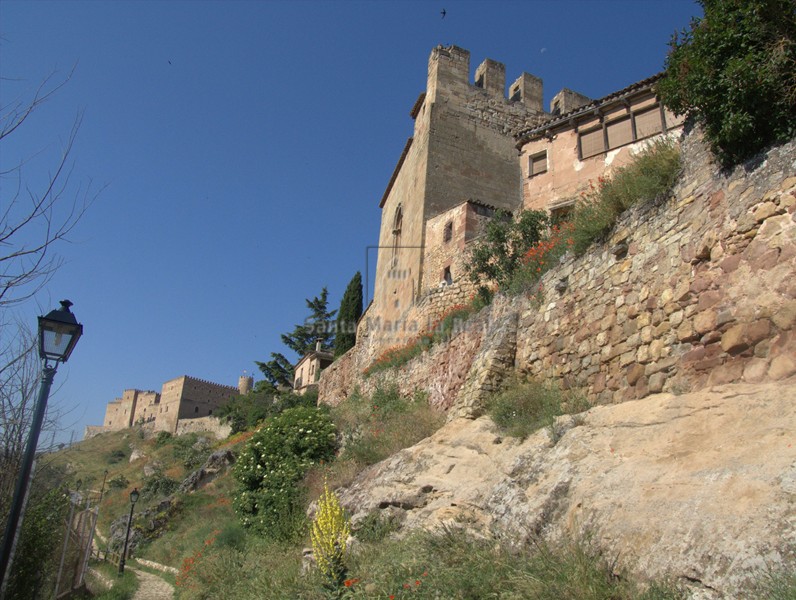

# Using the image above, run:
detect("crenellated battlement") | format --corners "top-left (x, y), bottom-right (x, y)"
top-left (426, 45), bottom-right (544, 116)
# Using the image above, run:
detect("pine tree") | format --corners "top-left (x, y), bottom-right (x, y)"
top-left (334, 272), bottom-right (363, 358)
top-left (255, 287), bottom-right (337, 390)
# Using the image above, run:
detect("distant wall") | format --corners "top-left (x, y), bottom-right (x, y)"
top-left (174, 416), bottom-right (232, 440)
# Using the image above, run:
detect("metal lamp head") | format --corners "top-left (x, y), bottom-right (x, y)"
top-left (130, 488), bottom-right (139, 505)
top-left (38, 300), bottom-right (83, 364)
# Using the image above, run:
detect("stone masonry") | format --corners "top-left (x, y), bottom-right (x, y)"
top-left (320, 126), bottom-right (796, 413)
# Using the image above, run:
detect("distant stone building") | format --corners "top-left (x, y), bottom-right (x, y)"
top-left (154, 376), bottom-right (241, 433)
top-left (103, 389), bottom-right (160, 430)
top-left (97, 374), bottom-right (249, 436)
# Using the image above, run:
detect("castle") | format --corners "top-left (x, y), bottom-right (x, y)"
top-left (356, 45), bottom-right (684, 359)
top-left (93, 374), bottom-right (253, 435)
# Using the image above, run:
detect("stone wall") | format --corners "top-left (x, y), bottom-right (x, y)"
top-left (174, 416), bottom-right (232, 440)
top-left (515, 127), bottom-right (795, 403)
top-left (320, 128), bottom-right (796, 413)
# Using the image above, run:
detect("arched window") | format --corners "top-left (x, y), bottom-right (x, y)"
top-left (391, 204), bottom-right (403, 266)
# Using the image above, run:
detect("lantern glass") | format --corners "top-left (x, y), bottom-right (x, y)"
top-left (130, 489), bottom-right (140, 504)
top-left (38, 300), bottom-right (83, 363)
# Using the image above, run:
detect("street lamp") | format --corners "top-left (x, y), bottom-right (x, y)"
top-left (118, 488), bottom-right (139, 575)
top-left (0, 300), bottom-right (83, 592)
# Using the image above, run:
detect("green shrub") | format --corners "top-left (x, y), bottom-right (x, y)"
top-left (107, 449), bottom-right (127, 464)
top-left (658, 0), bottom-right (796, 167)
top-left (571, 140), bottom-right (681, 255)
top-left (154, 431), bottom-right (172, 446)
top-left (337, 387), bottom-right (442, 468)
top-left (108, 474), bottom-right (129, 489)
top-left (216, 522), bottom-right (247, 551)
top-left (141, 471), bottom-right (179, 499)
top-left (354, 511), bottom-right (399, 543)
top-left (232, 406), bottom-right (337, 540)
top-left (169, 433), bottom-right (210, 470)
top-left (488, 378), bottom-right (589, 441)
top-left (3, 485), bottom-right (70, 600)
top-left (467, 209), bottom-right (550, 300)
top-left (506, 221), bottom-right (575, 299)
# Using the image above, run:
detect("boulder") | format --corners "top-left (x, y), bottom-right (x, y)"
top-left (337, 380), bottom-right (796, 598)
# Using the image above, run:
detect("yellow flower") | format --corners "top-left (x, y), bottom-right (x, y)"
top-left (310, 480), bottom-right (351, 584)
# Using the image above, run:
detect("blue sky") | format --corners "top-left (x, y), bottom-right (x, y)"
top-left (0, 0), bottom-right (701, 444)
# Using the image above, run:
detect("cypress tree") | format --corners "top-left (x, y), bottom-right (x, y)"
top-left (334, 272), bottom-right (363, 357)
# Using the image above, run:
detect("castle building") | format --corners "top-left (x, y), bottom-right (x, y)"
top-left (366, 46), bottom-right (558, 350)
top-left (337, 46), bottom-right (685, 372)
top-left (100, 374), bottom-right (249, 435)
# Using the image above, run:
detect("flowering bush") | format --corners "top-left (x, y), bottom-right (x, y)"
top-left (232, 406), bottom-right (337, 539)
top-left (506, 221), bottom-right (575, 300)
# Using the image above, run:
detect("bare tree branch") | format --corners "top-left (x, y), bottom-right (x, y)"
top-left (0, 68), bottom-right (100, 307)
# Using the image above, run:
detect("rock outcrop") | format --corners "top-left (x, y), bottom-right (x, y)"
top-left (338, 380), bottom-right (796, 598)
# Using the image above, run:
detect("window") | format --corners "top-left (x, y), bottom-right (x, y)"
top-left (635, 107), bottom-right (663, 138)
top-left (475, 74), bottom-right (484, 88)
top-left (552, 100), bottom-right (561, 116)
top-left (578, 102), bottom-right (667, 159)
top-left (443, 266), bottom-right (453, 285)
top-left (194, 406), bottom-right (199, 414)
top-left (443, 221), bottom-right (453, 243)
top-left (529, 151), bottom-right (547, 176)
top-left (579, 128), bottom-right (605, 159)
top-left (606, 117), bottom-right (632, 149)
top-left (510, 86), bottom-right (521, 102)
top-left (391, 204), bottom-right (403, 267)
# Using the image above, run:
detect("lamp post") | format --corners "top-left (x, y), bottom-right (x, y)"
top-left (118, 488), bottom-right (139, 575)
top-left (0, 300), bottom-right (83, 592)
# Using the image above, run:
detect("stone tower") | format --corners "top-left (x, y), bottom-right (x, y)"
top-left (238, 374), bottom-right (254, 395)
top-left (369, 46), bottom-right (548, 348)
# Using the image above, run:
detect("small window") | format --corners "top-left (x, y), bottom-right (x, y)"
top-left (552, 101), bottom-right (561, 116)
top-left (529, 151), bottom-right (547, 176)
top-left (443, 221), bottom-right (453, 243)
top-left (194, 406), bottom-right (199, 414)
top-left (607, 117), bottom-right (632, 149)
top-left (475, 74), bottom-right (484, 88)
top-left (443, 266), bottom-right (453, 285)
top-left (510, 86), bottom-right (521, 102)
top-left (579, 128), bottom-right (605, 159)
top-left (634, 106), bottom-right (663, 139)
top-left (209, 410), bottom-right (213, 415)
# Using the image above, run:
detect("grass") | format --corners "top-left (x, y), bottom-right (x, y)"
top-left (81, 561), bottom-right (139, 600)
top-left (487, 377), bottom-right (590, 441)
top-left (166, 525), bottom-right (687, 600)
top-left (754, 567), bottom-right (796, 599)
top-left (303, 385), bottom-right (444, 497)
top-left (570, 139), bottom-right (681, 255)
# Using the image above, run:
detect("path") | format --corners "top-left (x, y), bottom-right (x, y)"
top-left (130, 568), bottom-right (175, 600)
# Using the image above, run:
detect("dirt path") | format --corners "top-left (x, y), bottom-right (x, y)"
top-left (130, 568), bottom-right (175, 600)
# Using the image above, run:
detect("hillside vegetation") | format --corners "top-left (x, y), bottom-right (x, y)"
top-left (52, 381), bottom-right (701, 600)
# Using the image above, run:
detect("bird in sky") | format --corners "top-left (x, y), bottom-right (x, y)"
top-left (441, 8), bottom-right (446, 19)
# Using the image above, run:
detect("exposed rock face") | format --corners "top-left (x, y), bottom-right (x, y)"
top-left (337, 380), bottom-right (796, 598)
top-left (178, 449), bottom-right (235, 494)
